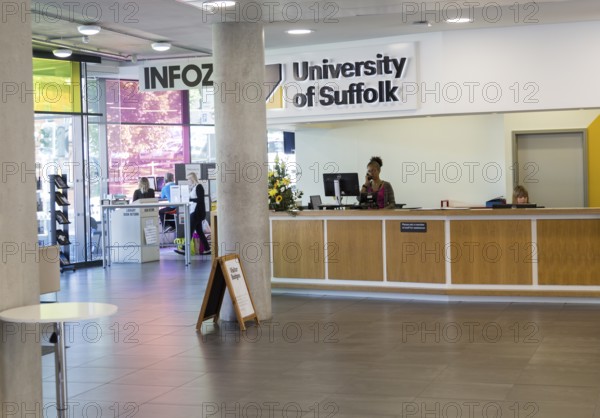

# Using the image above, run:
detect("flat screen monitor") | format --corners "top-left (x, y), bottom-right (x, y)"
top-left (156, 176), bottom-right (165, 192)
top-left (360, 192), bottom-right (378, 208)
top-left (309, 195), bottom-right (322, 210)
top-left (492, 203), bottom-right (538, 209)
top-left (323, 173), bottom-right (360, 197)
top-left (146, 176), bottom-right (156, 191)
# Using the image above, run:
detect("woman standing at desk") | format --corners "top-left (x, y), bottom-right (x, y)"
top-left (360, 156), bottom-right (396, 209)
top-left (176, 172), bottom-right (210, 255)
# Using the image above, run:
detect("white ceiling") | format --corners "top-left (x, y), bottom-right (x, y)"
top-left (31, 0), bottom-right (600, 62)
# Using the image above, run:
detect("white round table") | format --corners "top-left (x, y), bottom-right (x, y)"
top-left (0, 302), bottom-right (118, 418)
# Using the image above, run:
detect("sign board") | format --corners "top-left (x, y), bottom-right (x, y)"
top-left (196, 254), bottom-right (259, 332)
top-left (139, 57), bottom-right (214, 92)
top-left (401, 222), bottom-right (427, 233)
top-left (138, 43), bottom-right (417, 122)
top-left (267, 42), bottom-right (418, 120)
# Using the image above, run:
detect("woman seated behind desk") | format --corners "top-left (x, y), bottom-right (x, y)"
top-left (513, 185), bottom-right (529, 204)
top-left (132, 177), bottom-right (155, 202)
top-left (360, 156), bottom-right (396, 209)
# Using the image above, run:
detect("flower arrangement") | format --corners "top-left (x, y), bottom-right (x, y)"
top-left (268, 155), bottom-right (303, 213)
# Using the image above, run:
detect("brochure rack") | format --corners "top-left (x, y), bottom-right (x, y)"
top-left (49, 174), bottom-right (74, 272)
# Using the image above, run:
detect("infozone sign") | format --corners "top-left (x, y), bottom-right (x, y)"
top-left (268, 42), bottom-right (418, 119)
top-left (139, 58), bottom-right (213, 92)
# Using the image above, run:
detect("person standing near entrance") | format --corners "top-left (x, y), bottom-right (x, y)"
top-left (175, 172), bottom-right (210, 255)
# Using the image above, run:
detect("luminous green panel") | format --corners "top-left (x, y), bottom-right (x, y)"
top-left (33, 58), bottom-right (81, 113)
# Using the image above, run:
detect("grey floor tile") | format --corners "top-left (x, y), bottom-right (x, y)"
top-left (39, 259), bottom-right (600, 415)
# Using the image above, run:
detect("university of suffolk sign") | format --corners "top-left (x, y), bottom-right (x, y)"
top-left (139, 42), bottom-right (417, 121)
top-left (289, 53), bottom-right (409, 107)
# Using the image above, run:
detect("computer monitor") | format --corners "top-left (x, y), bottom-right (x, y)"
top-left (309, 195), bottom-right (322, 210)
top-left (146, 176), bottom-right (156, 190)
top-left (156, 176), bottom-right (165, 192)
top-left (323, 173), bottom-right (360, 200)
top-left (360, 191), bottom-right (378, 208)
top-left (492, 203), bottom-right (538, 209)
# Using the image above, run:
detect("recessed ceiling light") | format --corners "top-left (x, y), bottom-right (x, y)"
top-left (77, 25), bottom-right (101, 36)
top-left (52, 49), bottom-right (73, 58)
top-left (446, 17), bottom-right (473, 23)
top-left (151, 42), bottom-right (171, 52)
top-left (286, 29), bottom-right (314, 35)
top-left (202, 1), bottom-right (236, 9)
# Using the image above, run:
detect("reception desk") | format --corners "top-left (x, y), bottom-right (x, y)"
top-left (101, 202), bottom-right (191, 266)
top-left (269, 208), bottom-right (600, 297)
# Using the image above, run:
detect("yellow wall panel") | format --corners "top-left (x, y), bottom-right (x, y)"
top-left (588, 115), bottom-right (600, 206)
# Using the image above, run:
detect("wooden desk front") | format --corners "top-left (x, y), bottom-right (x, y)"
top-left (270, 208), bottom-right (600, 297)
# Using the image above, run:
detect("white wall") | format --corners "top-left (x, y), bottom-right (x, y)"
top-left (502, 109), bottom-right (600, 195)
top-left (267, 21), bottom-right (600, 124)
top-left (296, 114), bottom-right (506, 208)
top-left (296, 110), bottom-right (600, 208)
top-left (277, 19), bottom-right (600, 207)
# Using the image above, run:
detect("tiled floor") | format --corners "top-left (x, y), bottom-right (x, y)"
top-left (41, 252), bottom-right (600, 417)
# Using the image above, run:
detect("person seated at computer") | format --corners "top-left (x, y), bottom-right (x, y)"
top-left (159, 172), bottom-right (176, 232)
top-left (132, 177), bottom-right (155, 201)
top-left (513, 185), bottom-right (529, 204)
top-left (360, 156), bottom-right (396, 209)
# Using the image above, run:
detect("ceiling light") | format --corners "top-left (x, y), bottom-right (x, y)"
top-left (53, 49), bottom-right (73, 58)
top-left (77, 25), bottom-right (101, 36)
top-left (202, 1), bottom-right (237, 9)
top-left (446, 17), bottom-right (473, 23)
top-left (151, 42), bottom-right (171, 52)
top-left (286, 29), bottom-right (314, 35)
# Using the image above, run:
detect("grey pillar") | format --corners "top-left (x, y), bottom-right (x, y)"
top-left (213, 22), bottom-right (271, 321)
top-left (0, 5), bottom-right (43, 414)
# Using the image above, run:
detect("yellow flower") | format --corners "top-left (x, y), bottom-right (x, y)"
top-left (267, 155), bottom-right (303, 213)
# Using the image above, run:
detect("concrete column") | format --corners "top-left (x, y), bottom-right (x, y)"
top-left (0, 4), bottom-right (43, 414)
top-left (213, 22), bottom-right (271, 321)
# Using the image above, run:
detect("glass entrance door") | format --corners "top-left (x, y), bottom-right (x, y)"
top-left (35, 114), bottom-right (88, 262)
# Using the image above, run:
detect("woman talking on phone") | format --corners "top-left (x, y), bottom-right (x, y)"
top-left (360, 156), bottom-right (396, 209)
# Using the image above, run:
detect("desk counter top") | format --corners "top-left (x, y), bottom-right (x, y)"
top-left (270, 207), bottom-right (600, 217)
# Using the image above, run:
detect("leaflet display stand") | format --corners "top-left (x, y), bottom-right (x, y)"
top-left (196, 254), bottom-right (259, 332)
top-left (49, 174), bottom-right (74, 272)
